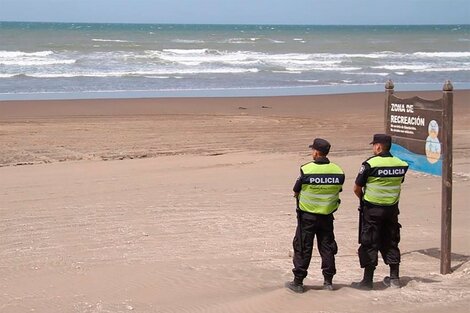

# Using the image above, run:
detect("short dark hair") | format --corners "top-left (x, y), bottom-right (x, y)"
top-left (379, 142), bottom-right (391, 151)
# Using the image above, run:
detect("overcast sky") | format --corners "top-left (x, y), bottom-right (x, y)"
top-left (0, 0), bottom-right (468, 25)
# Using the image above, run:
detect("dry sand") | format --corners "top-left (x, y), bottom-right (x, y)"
top-left (0, 91), bottom-right (469, 313)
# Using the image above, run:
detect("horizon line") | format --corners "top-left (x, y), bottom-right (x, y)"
top-left (1, 20), bottom-right (469, 27)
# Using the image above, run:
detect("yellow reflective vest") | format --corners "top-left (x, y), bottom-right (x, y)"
top-left (298, 162), bottom-right (345, 215)
top-left (363, 156), bottom-right (408, 205)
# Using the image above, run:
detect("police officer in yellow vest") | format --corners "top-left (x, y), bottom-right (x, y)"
top-left (286, 138), bottom-right (345, 293)
top-left (352, 134), bottom-right (408, 290)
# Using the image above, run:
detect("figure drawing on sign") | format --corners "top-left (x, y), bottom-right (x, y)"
top-left (425, 120), bottom-right (441, 164)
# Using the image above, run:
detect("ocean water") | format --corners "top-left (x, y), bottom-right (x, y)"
top-left (0, 22), bottom-right (469, 100)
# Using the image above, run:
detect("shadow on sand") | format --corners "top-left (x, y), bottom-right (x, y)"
top-left (403, 247), bottom-right (470, 272)
top-left (302, 276), bottom-right (440, 292)
top-left (296, 248), bottom-right (469, 292)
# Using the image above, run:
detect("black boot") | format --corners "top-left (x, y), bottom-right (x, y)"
top-left (323, 274), bottom-right (334, 291)
top-left (383, 264), bottom-right (401, 288)
top-left (351, 266), bottom-right (375, 290)
top-left (285, 277), bottom-right (304, 293)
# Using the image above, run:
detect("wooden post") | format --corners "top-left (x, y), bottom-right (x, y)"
top-left (384, 80), bottom-right (394, 133)
top-left (440, 80), bottom-right (453, 274)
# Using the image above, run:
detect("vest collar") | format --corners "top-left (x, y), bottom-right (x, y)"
top-left (377, 151), bottom-right (393, 157)
top-left (314, 156), bottom-right (330, 164)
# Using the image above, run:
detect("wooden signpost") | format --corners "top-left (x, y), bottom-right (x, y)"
top-left (384, 80), bottom-right (453, 274)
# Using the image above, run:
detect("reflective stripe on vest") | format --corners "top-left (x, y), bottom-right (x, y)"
top-left (299, 162), bottom-right (345, 215)
top-left (363, 155), bottom-right (408, 205)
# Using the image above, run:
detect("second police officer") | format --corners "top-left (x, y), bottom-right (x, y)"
top-left (352, 134), bottom-right (408, 290)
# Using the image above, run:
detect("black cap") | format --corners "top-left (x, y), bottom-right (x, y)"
top-left (309, 138), bottom-right (331, 155)
top-left (370, 134), bottom-right (392, 145)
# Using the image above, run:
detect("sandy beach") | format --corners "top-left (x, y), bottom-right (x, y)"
top-left (0, 91), bottom-right (469, 313)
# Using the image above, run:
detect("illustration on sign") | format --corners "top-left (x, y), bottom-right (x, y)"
top-left (425, 120), bottom-right (441, 164)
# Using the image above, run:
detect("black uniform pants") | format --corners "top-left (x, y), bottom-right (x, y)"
top-left (358, 204), bottom-right (401, 268)
top-left (292, 210), bottom-right (338, 281)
